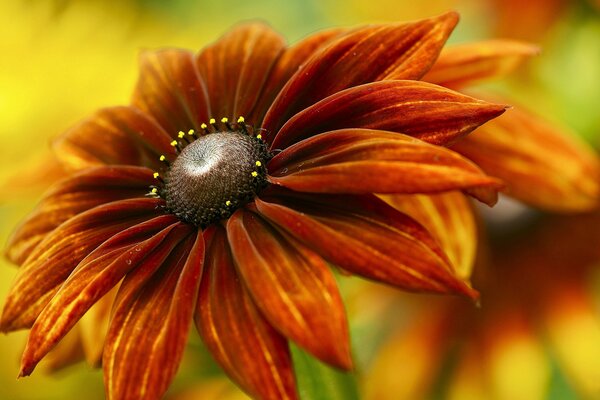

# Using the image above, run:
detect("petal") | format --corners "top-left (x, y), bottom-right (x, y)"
top-left (79, 285), bottom-right (118, 367)
top-left (268, 129), bottom-right (502, 204)
top-left (226, 209), bottom-right (351, 369)
top-left (254, 194), bottom-right (477, 298)
top-left (196, 23), bottom-right (285, 119)
top-left (195, 226), bottom-right (297, 400)
top-left (262, 12), bottom-right (459, 137)
top-left (248, 28), bottom-right (346, 124)
top-left (271, 80), bottom-right (507, 149)
top-left (5, 166), bottom-right (155, 266)
top-left (104, 229), bottom-right (203, 400)
top-left (0, 198), bottom-right (164, 332)
top-left (423, 40), bottom-right (540, 89)
top-left (41, 327), bottom-right (85, 372)
top-left (132, 49), bottom-right (210, 134)
top-left (379, 192), bottom-right (477, 279)
top-left (18, 216), bottom-right (183, 376)
top-left (452, 106), bottom-right (600, 212)
top-left (53, 106), bottom-right (177, 171)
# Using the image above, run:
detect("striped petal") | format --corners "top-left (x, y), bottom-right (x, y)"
top-left (268, 129), bottom-right (502, 204)
top-left (104, 228), bottom-right (202, 400)
top-left (226, 209), bottom-right (351, 369)
top-left (19, 216), bottom-right (184, 376)
top-left (196, 23), bottom-right (285, 119)
top-left (452, 106), bottom-right (600, 212)
top-left (271, 80), bottom-right (507, 149)
top-left (0, 198), bottom-right (163, 332)
top-left (53, 106), bottom-right (176, 171)
top-left (254, 194), bottom-right (477, 298)
top-left (132, 49), bottom-right (210, 134)
top-left (195, 226), bottom-right (297, 400)
top-left (262, 12), bottom-right (459, 137)
top-left (5, 166), bottom-right (155, 266)
top-left (424, 40), bottom-right (540, 88)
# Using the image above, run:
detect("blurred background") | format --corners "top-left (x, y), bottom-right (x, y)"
top-left (1, 0), bottom-right (599, 399)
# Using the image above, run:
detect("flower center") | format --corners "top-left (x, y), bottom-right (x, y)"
top-left (162, 129), bottom-right (271, 227)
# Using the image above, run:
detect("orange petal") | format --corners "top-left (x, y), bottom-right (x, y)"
top-left (262, 12), bottom-right (459, 137)
top-left (424, 40), bottom-right (540, 89)
top-left (379, 192), bottom-right (477, 279)
top-left (40, 326), bottom-right (85, 373)
top-left (196, 23), bottom-right (285, 119)
top-left (79, 285), bottom-right (118, 367)
top-left (226, 209), bottom-right (351, 369)
top-left (268, 129), bottom-right (502, 204)
top-left (452, 106), bottom-right (600, 212)
top-left (132, 49), bottom-right (210, 134)
top-left (271, 80), bottom-right (507, 149)
top-left (255, 194), bottom-right (477, 298)
top-left (195, 226), bottom-right (298, 400)
top-left (53, 106), bottom-right (176, 171)
top-left (103, 229), bottom-right (202, 400)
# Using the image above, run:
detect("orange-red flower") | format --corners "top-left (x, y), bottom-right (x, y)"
top-left (1, 14), bottom-right (508, 400)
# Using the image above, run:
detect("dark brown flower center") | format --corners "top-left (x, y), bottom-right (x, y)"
top-left (162, 130), bottom-right (271, 227)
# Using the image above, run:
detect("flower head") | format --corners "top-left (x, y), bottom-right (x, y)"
top-left (2, 14), bottom-right (507, 400)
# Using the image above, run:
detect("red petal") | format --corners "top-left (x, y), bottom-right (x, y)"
top-left (19, 216), bottom-right (184, 376)
top-left (268, 129), bottom-right (502, 203)
top-left (5, 166), bottom-right (155, 266)
top-left (132, 49), bottom-right (210, 134)
top-left (196, 23), bottom-right (285, 119)
top-left (255, 194), bottom-right (477, 298)
top-left (226, 209), bottom-right (351, 369)
top-left (0, 198), bottom-right (164, 332)
top-left (195, 226), bottom-right (297, 400)
top-left (53, 106), bottom-right (176, 171)
top-left (262, 12), bottom-right (459, 137)
top-left (103, 229), bottom-right (202, 400)
top-left (271, 80), bottom-right (507, 149)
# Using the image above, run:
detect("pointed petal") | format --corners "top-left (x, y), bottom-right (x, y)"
top-left (79, 285), bottom-right (118, 367)
top-left (268, 129), bottom-right (503, 203)
top-left (254, 194), bottom-right (477, 298)
top-left (248, 28), bottom-right (346, 124)
top-left (226, 209), bottom-right (351, 369)
top-left (196, 23), bottom-right (285, 119)
top-left (5, 166), bottom-right (156, 266)
top-left (19, 216), bottom-right (183, 376)
top-left (0, 198), bottom-right (164, 332)
top-left (132, 49), bottom-right (210, 134)
top-left (452, 106), bottom-right (600, 212)
top-left (262, 12), bottom-right (459, 137)
top-left (271, 80), bottom-right (507, 149)
top-left (424, 40), bottom-right (540, 88)
top-left (104, 229), bottom-right (202, 400)
top-left (195, 226), bottom-right (298, 400)
top-left (53, 106), bottom-right (177, 171)
top-left (379, 192), bottom-right (477, 279)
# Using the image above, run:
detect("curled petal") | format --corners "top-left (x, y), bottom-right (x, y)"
top-left (268, 129), bottom-right (502, 204)
top-left (104, 229), bottom-right (202, 400)
top-left (424, 40), bottom-right (540, 88)
top-left (255, 194), bottom-right (477, 298)
top-left (5, 166), bottom-right (155, 266)
top-left (132, 49), bottom-right (210, 134)
top-left (0, 198), bottom-right (164, 332)
top-left (379, 192), bottom-right (477, 279)
top-left (262, 12), bottom-right (459, 137)
top-left (452, 106), bottom-right (600, 212)
top-left (226, 209), bottom-right (351, 369)
top-left (196, 23), bottom-right (285, 119)
top-left (271, 80), bottom-right (507, 149)
top-left (53, 106), bottom-right (176, 171)
top-left (195, 226), bottom-right (297, 400)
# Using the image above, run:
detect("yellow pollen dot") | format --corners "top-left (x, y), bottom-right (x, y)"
top-left (225, 200), bottom-right (232, 206)
top-left (237, 116), bottom-right (245, 123)
top-left (255, 161), bottom-right (262, 167)
top-left (151, 188), bottom-right (158, 194)
top-left (159, 155), bottom-right (166, 161)
top-left (188, 129), bottom-right (195, 135)
top-left (221, 117), bottom-right (229, 123)
top-left (178, 131), bottom-right (185, 138)
top-left (256, 134), bottom-right (262, 139)
top-left (209, 118), bottom-right (216, 124)
top-left (201, 123), bottom-right (207, 129)
top-left (153, 172), bottom-right (160, 179)
top-left (170, 140), bottom-right (178, 147)
top-left (251, 171), bottom-right (258, 177)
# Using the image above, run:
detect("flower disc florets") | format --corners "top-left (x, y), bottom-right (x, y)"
top-left (162, 128), bottom-right (271, 227)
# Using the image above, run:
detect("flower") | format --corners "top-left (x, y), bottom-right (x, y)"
top-left (1, 14), bottom-right (508, 400)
